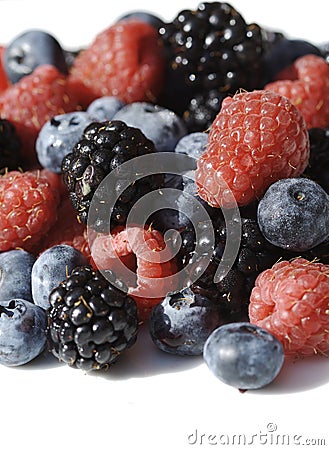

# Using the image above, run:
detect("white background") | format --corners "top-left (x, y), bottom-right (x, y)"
top-left (0, 1), bottom-right (328, 449)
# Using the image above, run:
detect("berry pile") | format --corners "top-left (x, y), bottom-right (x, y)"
top-left (0, 3), bottom-right (328, 391)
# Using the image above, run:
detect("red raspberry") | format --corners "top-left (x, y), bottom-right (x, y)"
top-left (0, 170), bottom-right (60, 252)
top-left (36, 196), bottom-right (91, 260)
top-left (68, 20), bottom-right (165, 108)
top-left (195, 90), bottom-right (309, 208)
top-left (91, 225), bottom-right (177, 321)
top-left (0, 65), bottom-right (79, 167)
top-left (0, 47), bottom-right (10, 93)
top-left (265, 55), bottom-right (329, 128)
top-left (249, 258), bottom-right (329, 357)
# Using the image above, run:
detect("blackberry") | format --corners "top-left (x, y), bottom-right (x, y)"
top-left (177, 208), bottom-right (288, 321)
top-left (183, 89), bottom-right (227, 132)
top-left (62, 120), bottom-right (163, 232)
top-left (47, 265), bottom-right (139, 371)
top-left (303, 127), bottom-right (329, 193)
top-left (178, 201), bottom-right (329, 321)
top-left (158, 2), bottom-right (264, 115)
top-left (0, 118), bottom-right (21, 172)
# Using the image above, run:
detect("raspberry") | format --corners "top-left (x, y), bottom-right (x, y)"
top-left (195, 90), bottom-right (310, 208)
top-left (265, 55), bottom-right (329, 128)
top-left (249, 258), bottom-right (329, 356)
top-left (68, 20), bottom-right (165, 108)
top-left (0, 65), bottom-right (79, 166)
top-left (91, 225), bottom-right (178, 321)
top-left (0, 170), bottom-right (60, 252)
top-left (36, 196), bottom-right (91, 260)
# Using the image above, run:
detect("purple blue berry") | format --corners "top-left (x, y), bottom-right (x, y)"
top-left (36, 111), bottom-right (94, 173)
top-left (149, 287), bottom-right (225, 356)
top-left (257, 178), bottom-right (329, 252)
top-left (3, 29), bottom-right (68, 84)
top-left (174, 132), bottom-right (208, 161)
top-left (0, 299), bottom-right (47, 366)
top-left (0, 250), bottom-right (35, 303)
top-left (31, 245), bottom-right (88, 310)
top-left (86, 96), bottom-right (125, 121)
top-left (203, 322), bottom-right (284, 390)
top-left (113, 102), bottom-right (187, 152)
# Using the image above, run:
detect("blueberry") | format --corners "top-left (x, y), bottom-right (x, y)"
top-left (319, 41), bottom-right (329, 64)
top-left (0, 299), bottom-right (47, 366)
top-left (32, 245), bottom-right (89, 309)
top-left (174, 132), bottom-right (208, 161)
top-left (0, 250), bottom-right (35, 303)
top-left (117, 11), bottom-right (164, 30)
top-left (203, 322), bottom-right (284, 390)
top-left (36, 112), bottom-right (94, 173)
top-left (257, 178), bottom-right (329, 252)
top-left (150, 173), bottom-right (218, 233)
top-left (3, 29), bottom-right (68, 84)
top-left (86, 96), bottom-right (125, 121)
top-left (263, 38), bottom-right (322, 82)
top-left (149, 287), bottom-right (225, 356)
top-left (113, 102), bottom-right (187, 152)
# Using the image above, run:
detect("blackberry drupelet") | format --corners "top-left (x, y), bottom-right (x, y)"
top-left (183, 89), bottom-right (227, 132)
top-left (47, 265), bottom-right (139, 371)
top-left (62, 120), bottom-right (163, 232)
top-left (0, 118), bottom-right (21, 171)
top-left (158, 1), bottom-right (264, 115)
top-left (303, 127), bottom-right (329, 193)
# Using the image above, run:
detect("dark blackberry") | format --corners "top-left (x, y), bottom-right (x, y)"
top-left (303, 127), bottom-right (329, 193)
top-left (158, 2), bottom-right (264, 115)
top-left (47, 265), bottom-right (138, 371)
top-left (177, 196), bottom-right (329, 321)
top-left (0, 118), bottom-right (21, 172)
top-left (177, 210), bottom-right (286, 321)
top-left (62, 120), bottom-right (163, 232)
top-left (183, 89), bottom-right (227, 132)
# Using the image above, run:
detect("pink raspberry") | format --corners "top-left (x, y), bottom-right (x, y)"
top-left (249, 258), bottom-right (329, 356)
top-left (265, 54), bottom-right (329, 128)
top-left (91, 225), bottom-right (177, 321)
top-left (195, 90), bottom-right (309, 208)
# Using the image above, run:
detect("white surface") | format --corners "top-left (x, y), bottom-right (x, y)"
top-left (0, 1), bottom-right (328, 450)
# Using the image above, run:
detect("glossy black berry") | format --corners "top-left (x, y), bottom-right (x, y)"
top-left (61, 120), bottom-right (163, 232)
top-left (303, 127), bottom-right (329, 194)
top-left (0, 118), bottom-right (21, 171)
top-left (158, 2), bottom-right (264, 115)
top-left (183, 89), bottom-right (227, 132)
top-left (47, 266), bottom-right (139, 371)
